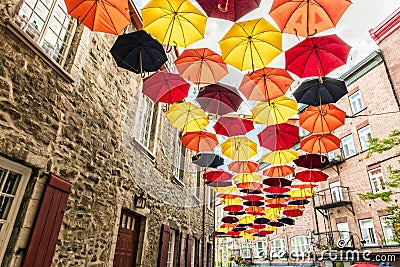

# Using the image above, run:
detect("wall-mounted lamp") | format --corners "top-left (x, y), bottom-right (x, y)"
top-left (134, 192), bottom-right (147, 208)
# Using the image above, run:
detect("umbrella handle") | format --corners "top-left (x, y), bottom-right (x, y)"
top-left (307, 28), bottom-right (318, 37)
top-left (218, 0), bottom-right (229, 12)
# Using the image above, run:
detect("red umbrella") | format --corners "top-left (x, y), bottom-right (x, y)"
top-left (245, 206), bottom-right (265, 215)
top-left (294, 154), bottom-right (330, 169)
top-left (224, 205), bottom-right (244, 212)
top-left (196, 0), bottom-right (262, 22)
top-left (218, 193), bottom-right (240, 199)
top-left (283, 209), bottom-right (303, 217)
top-left (214, 116), bottom-right (254, 137)
top-left (263, 165), bottom-right (295, 177)
top-left (222, 216), bottom-right (239, 223)
top-left (250, 224), bottom-right (266, 229)
top-left (264, 186), bottom-right (290, 194)
top-left (142, 72), bottom-right (190, 103)
top-left (197, 84), bottom-right (243, 115)
top-left (263, 178), bottom-right (292, 187)
top-left (181, 131), bottom-right (219, 152)
top-left (300, 133), bottom-right (341, 154)
top-left (226, 231), bottom-right (241, 236)
top-left (258, 230), bottom-right (274, 235)
top-left (350, 263), bottom-right (379, 267)
top-left (203, 170), bottom-right (233, 182)
top-left (267, 203), bottom-right (287, 208)
top-left (296, 170), bottom-right (328, 183)
top-left (285, 34), bottom-right (351, 78)
top-left (241, 195), bottom-right (264, 201)
top-left (228, 161), bottom-right (259, 173)
top-left (258, 123), bottom-right (299, 151)
top-left (243, 200), bottom-right (264, 207)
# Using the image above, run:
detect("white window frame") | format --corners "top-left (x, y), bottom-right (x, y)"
top-left (0, 157), bottom-right (32, 263)
top-left (138, 94), bottom-right (155, 150)
top-left (167, 229), bottom-right (176, 267)
top-left (329, 181), bottom-right (343, 203)
top-left (290, 236), bottom-right (311, 257)
top-left (270, 238), bottom-right (286, 258)
top-left (341, 134), bottom-right (357, 159)
top-left (359, 219), bottom-right (378, 246)
top-left (358, 125), bottom-right (372, 151)
top-left (15, 0), bottom-right (76, 66)
top-left (336, 222), bottom-right (353, 247)
top-left (207, 186), bottom-right (214, 211)
top-left (254, 241), bottom-right (267, 258)
top-left (240, 242), bottom-right (251, 258)
top-left (368, 167), bottom-right (386, 193)
top-left (380, 216), bottom-right (397, 245)
top-left (349, 91), bottom-right (364, 114)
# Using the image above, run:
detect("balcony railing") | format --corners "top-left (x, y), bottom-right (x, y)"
top-left (313, 231), bottom-right (355, 250)
top-left (313, 186), bottom-right (352, 209)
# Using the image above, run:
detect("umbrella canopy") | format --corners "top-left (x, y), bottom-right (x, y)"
top-left (197, 84), bottom-right (243, 116)
top-left (263, 165), bottom-right (295, 178)
top-left (239, 67), bottom-right (294, 101)
top-left (228, 161), bottom-right (259, 173)
top-left (283, 209), bottom-right (303, 217)
top-left (218, 193), bottom-right (240, 199)
top-left (285, 34), bottom-right (351, 78)
top-left (110, 30), bottom-right (167, 74)
top-left (214, 117), bottom-right (254, 137)
top-left (196, 0), bottom-right (261, 22)
top-left (278, 217), bottom-right (295, 225)
top-left (221, 136), bottom-right (258, 161)
top-left (142, 0), bottom-right (207, 48)
top-left (265, 193), bottom-right (290, 199)
top-left (265, 197), bottom-right (289, 205)
top-left (242, 195), bottom-right (264, 201)
top-left (233, 173), bottom-right (262, 183)
top-left (264, 186), bottom-right (290, 194)
top-left (228, 211), bottom-right (246, 216)
top-left (262, 150), bottom-right (299, 165)
top-left (203, 170), bottom-right (233, 182)
top-left (219, 18), bottom-right (282, 71)
top-left (166, 102), bottom-right (209, 132)
top-left (300, 133), bottom-right (341, 154)
top-left (288, 199), bottom-right (310, 205)
top-left (296, 170), bottom-right (329, 183)
top-left (252, 96), bottom-right (298, 125)
top-left (181, 131), bottom-right (218, 152)
top-left (243, 200), bottom-right (264, 207)
top-left (291, 183), bottom-right (317, 189)
top-left (207, 180), bottom-right (233, 187)
top-left (220, 223), bottom-right (237, 229)
top-left (270, 0), bottom-right (352, 37)
top-left (258, 123), bottom-right (300, 151)
top-left (269, 221), bottom-right (284, 227)
top-left (263, 178), bottom-right (292, 187)
top-left (250, 224), bottom-right (266, 229)
top-left (350, 263), bottom-right (380, 267)
top-left (300, 104), bottom-right (346, 133)
top-left (143, 72), bottom-right (190, 103)
top-left (192, 152), bottom-right (224, 168)
top-left (224, 205), bottom-right (244, 212)
top-left (294, 154), bottom-right (330, 169)
top-left (293, 77), bottom-right (348, 106)
top-left (65, 0), bottom-right (130, 35)
top-left (221, 198), bottom-right (243, 206)
top-left (289, 189), bottom-right (315, 198)
top-left (236, 182), bottom-right (263, 191)
top-left (245, 206), bottom-right (265, 215)
top-left (212, 185), bottom-right (238, 193)
top-left (254, 217), bottom-right (270, 224)
top-left (238, 215), bottom-right (256, 225)
top-left (175, 48), bottom-right (228, 86)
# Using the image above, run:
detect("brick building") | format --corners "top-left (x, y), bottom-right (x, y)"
top-left (0, 0), bottom-right (214, 266)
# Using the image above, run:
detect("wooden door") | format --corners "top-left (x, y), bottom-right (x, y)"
top-left (113, 211), bottom-right (141, 267)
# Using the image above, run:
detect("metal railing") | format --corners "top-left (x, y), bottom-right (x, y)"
top-left (313, 186), bottom-right (351, 208)
top-left (313, 231), bottom-right (355, 249)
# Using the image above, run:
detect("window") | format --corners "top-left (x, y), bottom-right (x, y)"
top-left (167, 229), bottom-right (176, 267)
top-left (15, 0), bottom-right (76, 65)
top-left (173, 131), bottom-right (186, 182)
top-left (349, 91), bottom-right (364, 114)
top-left (358, 125), bottom-right (372, 151)
top-left (330, 181), bottom-right (343, 203)
top-left (380, 216), bottom-right (397, 245)
top-left (138, 94), bottom-right (156, 150)
top-left (207, 186), bottom-right (214, 210)
top-left (254, 241), bottom-right (267, 258)
top-left (341, 135), bottom-right (357, 158)
top-left (359, 219), bottom-right (377, 246)
top-left (0, 157), bottom-right (32, 262)
top-left (368, 167), bottom-right (386, 193)
top-left (337, 222), bottom-right (353, 247)
top-left (270, 238), bottom-right (286, 258)
top-left (240, 243), bottom-right (251, 258)
top-left (195, 168), bottom-right (202, 199)
top-left (290, 236), bottom-right (311, 257)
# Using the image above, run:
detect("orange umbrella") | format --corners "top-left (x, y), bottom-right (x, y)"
top-left (239, 67), bottom-right (294, 101)
top-left (65, 0), bottom-right (131, 35)
top-left (245, 206), bottom-right (265, 214)
top-left (175, 48), bottom-right (228, 87)
top-left (218, 193), bottom-right (240, 199)
top-left (265, 198), bottom-right (288, 205)
top-left (300, 133), bottom-right (340, 154)
top-left (263, 165), bottom-right (295, 177)
top-left (300, 104), bottom-right (346, 133)
top-left (180, 131), bottom-right (219, 152)
top-left (236, 182), bottom-right (263, 191)
top-left (269, 0), bottom-right (352, 37)
top-left (291, 183), bottom-right (317, 189)
top-left (228, 161), bottom-right (259, 173)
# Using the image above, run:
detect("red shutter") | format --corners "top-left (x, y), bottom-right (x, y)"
top-left (158, 224), bottom-right (170, 267)
top-left (186, 234), bottom-right (193, 267)
top-left (179, 233), bottom-right (187, 267)
top-left (23, 173), bottom-right (72, 267)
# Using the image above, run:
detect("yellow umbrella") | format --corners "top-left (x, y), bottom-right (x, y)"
top-left (216, 227), bottom-right (229, 233)
top-left (263, 226), bottom-right (277, 232)
top-left (221, 198), bottom-right (243, 206)
top-left (221, 136), bottom-right (258, 161)
top-left (166, 102), bottom-right (209, 132)
top-left (241, 232), bottom-right (256, 240)
top-left (238, 215), bottom-right (256, 224)
top-left (262, 150), bottom-right (299, 164)
top-left (211, 185), bottom-right (238, 193)
top-left (142, 0), bottom-right (207, 48)
top-left (288, 188), bottom-right (315, 198)
top-left (263, 207), bottom-right (283, 220)
top-left (233, 173), bottom-right (262, 183)
top-left (219, 18), bottom-right (282, 71)
top-left (252, 96), bottom-right (298, 125)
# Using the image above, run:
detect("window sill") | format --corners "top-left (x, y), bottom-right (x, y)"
top-left (6, 19), bottom-right (74, 84)
top-left (171, 175), bottom-right (185, 187)
top-left (132, 138), bottom-right (156, 161)
top-left (348, 107), bottom-right (367, 117)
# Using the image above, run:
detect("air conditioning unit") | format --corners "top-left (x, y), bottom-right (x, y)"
top-left (328, 149), bottom-right (344, 163)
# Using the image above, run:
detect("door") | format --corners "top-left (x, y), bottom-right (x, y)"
top-left (330, 181), bottom-right (343, 203)
top-left (337, 222), bottom-right (352, 247)
top-left (113, 211), bottom-right (141, 267)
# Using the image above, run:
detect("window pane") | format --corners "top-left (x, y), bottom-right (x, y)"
top-left (341, 135), bottom-right (356, 158)
top-left (349, 91), bottom-right (364, 114)
top-left (2, 172), bottom-right (22, 195)
top-left (0, 196), bottom-right (13, 220)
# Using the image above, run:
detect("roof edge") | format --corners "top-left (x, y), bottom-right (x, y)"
top-left (369, 7), bottom-right (400, 44)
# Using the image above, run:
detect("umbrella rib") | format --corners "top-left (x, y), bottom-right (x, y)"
top-left (101, 0), bottom-right (130, 33)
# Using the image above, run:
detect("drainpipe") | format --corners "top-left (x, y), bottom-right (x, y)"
top-left (202, 183), bottom-right (206, 266)
top-left (378, 50), bottom-right (400, 109)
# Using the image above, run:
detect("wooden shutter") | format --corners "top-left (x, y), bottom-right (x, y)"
top-left (158, 224), bottom-right (170, 267)
top-left (179, 233), bottom-right (187, 267)
top-left (23, 173), bottom-right (72, 267)
top-left (185, 235), bottom-right (193, 267)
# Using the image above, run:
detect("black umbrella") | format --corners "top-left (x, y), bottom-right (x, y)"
top-left (192, 152), bottom-right (224, 168)
top-left (205, 181), bottom-right (233, 187)
top-left (288, 199), bottom-right (310, 205)
top-left (293, 154), bottom-right (330, 169)
top-left (232, 227), bottom-right (247, 232)
top-left (293, 77), bottom-right (348, 106)
top-left (228, 211), bottom-right (246, 216)
top-left (265, 193), bottom-right (290, 199)
top-left (263, 178), bottom-right (292, 187)
top-left (268, 221), bottom-right (284, 227)
top-left (278, 217), bottom-right (295, 225)
top-left (222, 216), bottom-right (239, 224)
top-left (254, 217), bottom-right (270, 224)
top-left (240, 189), bottom-right (263, 194)
top-left (110, 30), bottom-right (168, 75)
top-left (243, 200), bottom-right (264, 207)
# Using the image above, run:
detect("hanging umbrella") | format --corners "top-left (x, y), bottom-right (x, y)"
top-left (262, 150), bottom-right (299, 165)
top-left (264, 225), bottom-right (278, 232)
top-left (231, 227), bottom-right (246, 232)
top-left (143, 72), bottom-right (190, 103)
top-left (175, 48), bottom-right (228, 86)
top-left (278, 217), bottom-right (295, 225)
top-left (270, 0), bottom-right (352, 37)
top-left (257, 230), bottom-right (275, 236)
top-left (300, 104), bottom-right (346, 133)
top-left (220, 223), bottom-right (237, 229)
top-left (218, 193), bottom-right (240, 199)
top-left (351, 263), bottom-right (381, 267)
top-left (224, 205), bottom-right (244, 212)
top-left (110, 30), bottom-right (168, 75)
top-left (233, 173), bottom-right (262, 183)
top-left (300, 133), bottom-right (341, 154)
top-left (142, 0), bottom-right (207, 48)
top-left (228, 161), bottom-right (259, 173)
top-left (265, 193), bottom-right (290, 199)
top-left (228, 211), bottom-right (246, 216)
top-left (65, 0), bottom-right (131, 35)
top-left (288, 199), bottom-right (310, 205)
top-left (252, 96), bottom-right (298, 125)
top-left (214, 117), bottom-right (254, 137)
top-left (243, 200), bottom-right (264, 207)
top-left (264, 186), bottom-right (291, 194)
top-left (293, 77), bottom-right (348, 106)
top-left (207, 180), bottom-right (233, 187)
top-left (212, 185), bottom-right (238, 193)
top-left (197, 84), bottom-right (243, 116)
top-left (245, 206), bottom-right (265, 215)
top-left (267, 203), bottom-right (287, 208)
top-left (264, 208), bottom-right (282, 220)
top-left (251, 224), bottom-right (266, 229)
top-left (219, 18), bottom-right (282, 71)
top-left (293, 154), bottom-right (330, 169)
top-left (192, 152), bottom-right (224, 167)
top-left (238, 215), bottom-right (256, 225)
top-left (263, 165), bottom-right (295, 178)
top-left (181, 131), bottom-right (219, 152)
top-left (291, 183), bottom-right (318, 189)
top-left (221, 136), bottom-right (258, 161)
top-left (222, 216), bottom-right (239, 223)
top-left (283, 209), bottom-right (303, 217)
top-left (296, 170), bottom-right (328, 183)
top-left (285, 34), bottom-right (351, 78)
top-left (196, 0), bottom-right (261, 21)
top-left (226, 231), bottom-right (242, 236)
top-left (263, 178), bottom-right (292, 187)
top-left (242, 195), bottom-right (264, 201)
top-left (269, 221), bottom-right (284, 227)
top-left (288, 189), bottom-right (315, 198)
top-left (236, 182), bottom-right (263, 191)
top-left (258, 123), bottom-right (300, 151)
top-left (204, 170), bottom-right (233, 182)
top-left (166, 102), bottom-right (209, 132)
top-left (221, 198), bottom-right (243, 206)
top-left (254, 217), bottom-right (270, 224)
top-left (265, 197), bottom-right (288, 205)
top-left (239, 67), bottom-right (294, 101)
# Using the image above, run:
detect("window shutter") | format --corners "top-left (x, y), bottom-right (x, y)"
top-left (179, 233), bottom-right (187, 267)
top-left (158, 224), bottom-right (170, 267)
top-left (23, 173), bottom-right (72, 267)
top-left (185, 234), bottom-right (193, 267)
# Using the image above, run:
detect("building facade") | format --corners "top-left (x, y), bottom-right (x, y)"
top-left (0, 0), bottom-right (214, 266)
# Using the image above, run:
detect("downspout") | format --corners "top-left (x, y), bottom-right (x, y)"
top-left (378, 50), bottom-right (400, 109)
top-left (201, 183), bottom-right (206, 266)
